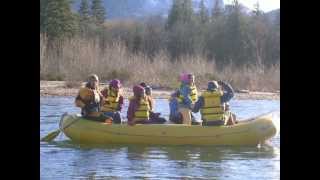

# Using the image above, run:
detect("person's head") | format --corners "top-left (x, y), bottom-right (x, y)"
top-left (87, 74), bottom-right (99, 89)
top-left (133, 85), bottom-right (145, 98)
top-left (140, 82), bottom-right (147, 88)
top-left (207, 81), bottom-right (219, 91)
top-left (187, 73), bottom-right (195, 84)
top-left (179, 73), bottom-right (189, 84)
top-left (180, 73), bottom-right (194, 85)
top-left (145, 86), bottom-right (152, 96)
top-left (109, 79), bottom-right (121, 92)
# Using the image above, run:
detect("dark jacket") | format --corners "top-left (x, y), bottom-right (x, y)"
top-left (192, 82), bottom-right (234, 113)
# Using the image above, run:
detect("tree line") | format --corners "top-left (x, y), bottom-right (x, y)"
top-left (40, 0), bottom-right (280, 67)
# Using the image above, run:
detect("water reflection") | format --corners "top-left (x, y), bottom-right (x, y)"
top-left (40, 97), bottom-right (280, 179)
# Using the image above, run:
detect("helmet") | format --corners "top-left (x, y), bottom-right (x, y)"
top-left (179, 73), bottom-right (189, 83)
top-left (187, 73), bottom-right (194, 79)
top-left (208, 81), bottom-right (219, 90)
top-left (109, 79), bottom-right (121, 89)
top-left (140, 82), bottom-right (147, 88)
top-left (133, 85), bottom-right (145, 96)
top-left (87, 74), bottom-right (99, 82)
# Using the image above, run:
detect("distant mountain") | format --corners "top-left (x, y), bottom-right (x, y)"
top-left (72, 0), bottom-right (224, 19)
top-left (73, 0), bottom-right (279, 21)
top-left (265, 8), bottom-right (280, 24)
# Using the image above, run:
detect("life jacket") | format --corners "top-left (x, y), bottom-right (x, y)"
top-left (76, 87), bottom-right (101, 116)
top-left (101, 87), bottom-right (120, 112)
top-left (130, 96), bottom-right (150, 122)
top-left (177, 84), bottom-right (198, 104)
top-left (200, 90), bottom-right (225, 122)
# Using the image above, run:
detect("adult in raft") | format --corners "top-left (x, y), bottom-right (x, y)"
top-left (140, 82), bottom-right (166, 123)
top-left (192, 80), bottom-right (236, 126)
top-left (174, 73), bottom-right (200, 125)
top-left (100, 79), bottom-right (124, 124)
top-left (75, 74), bottom-right (112, 122)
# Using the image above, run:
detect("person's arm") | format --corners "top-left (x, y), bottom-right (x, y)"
top-left (116, 95), bottom-right (124, 112)
top-left (148, 96), bottom-right (155, 112)
top-left (75, 95), bottom-right (86, 108)
top-left (219, 81), bottom-right (234, 103)
top-left (192, 96), bottom-right (204, 113)
top-left (75, 89), bottom-right (86, 108)
top-left (101, 88), bottom-right (108, 97)
top-left (127, 99), bottom-right (135, 124)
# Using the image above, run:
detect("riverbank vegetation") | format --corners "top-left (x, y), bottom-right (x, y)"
top-left (40, 0), bottom-right (280, 92)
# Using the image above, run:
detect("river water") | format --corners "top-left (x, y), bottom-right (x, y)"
top-left (40, 96), bottom-right (280, 180)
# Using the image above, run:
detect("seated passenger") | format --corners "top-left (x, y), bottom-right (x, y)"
top-left (127, 85), bottom-right (152, 125)
top-left (176, 73), bottom-right (199, 125)
top-left (192, 80), bottom-right (235, 126)
top-left (75, 74), bottom-right (112, 123)
top-left (169, 90), bottom-right (183, 124)
top-left (145, 85), bottom-right (166, 124)
top-left (100, 79), bottom-right (124, 124)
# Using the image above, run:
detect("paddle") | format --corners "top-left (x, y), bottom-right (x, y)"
top-left (41, 113), bottom-right (79, 142)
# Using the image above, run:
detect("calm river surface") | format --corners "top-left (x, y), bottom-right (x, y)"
top-left (40, 96), bottom-right (280, 180)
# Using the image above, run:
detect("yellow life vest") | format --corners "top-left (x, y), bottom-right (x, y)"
top-left (78, 87), bottom-right (100, 103)
top-left (177, 84), bottom-right (198, 104)
top-left (131, 96), bottom-right (150, 122)
top-left (200, 90), bottom-right (225, 122)
top-left (76, 87), bottom-right (101, 117)
top-left (101, 88), bottom-right (120, 112)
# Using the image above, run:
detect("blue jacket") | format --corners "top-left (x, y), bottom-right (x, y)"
top-left (169, 96), bottom-right (180, 118)
top-left (178, 82), bottom-right (194, 109)
top-left (192, 82), bottom-right (234, 113)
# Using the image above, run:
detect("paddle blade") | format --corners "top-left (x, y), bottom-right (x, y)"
top-left (41, 129), bottom-right (61, 142)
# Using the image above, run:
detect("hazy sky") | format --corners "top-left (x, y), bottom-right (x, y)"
top-left (224, 0), bottom-right (280, 12)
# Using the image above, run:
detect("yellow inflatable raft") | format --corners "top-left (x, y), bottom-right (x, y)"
top-left (60, 113), bottom-right (278, 146)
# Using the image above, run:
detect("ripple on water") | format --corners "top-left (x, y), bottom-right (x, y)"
top-left (40, 97), bottom-right (280, 179)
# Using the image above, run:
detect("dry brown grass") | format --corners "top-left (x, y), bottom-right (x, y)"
top-left (40, 36), bottom-right (280, 92)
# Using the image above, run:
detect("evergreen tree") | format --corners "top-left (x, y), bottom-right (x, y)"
top-left (252, 1), bottom-right (262, 17)
top-left (41, 0), bottom-right (77, 40)
top-left (78, 0), bottom-right (91, 35)
top-left (40, 0), bottom-right (48, 33)
top-left (212, 0), bottom-right (223, 19)
top-left (212, 0), bottom-right (253, 66)
top-left (167, 0), bottom-right (194, 29)
top-left (91, 0), bottom-right (106, 25)
top-left (79, 0), bottom-right (90, 23)
top-left (167, 0), bottom-right (183, 29)
top-left (198, 0), bottom-right (209, 24)
top-left (180, 0), bottom-right (194, 23)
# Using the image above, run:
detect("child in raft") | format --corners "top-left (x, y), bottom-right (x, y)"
top-left (100, 79), bottom-right (124, 124)
top-left (127, 85), bottom-right (166, 125)
top-left (140, 82), bottom-right (166, 124)
top-left (169, 73), bottom-right (200, 125)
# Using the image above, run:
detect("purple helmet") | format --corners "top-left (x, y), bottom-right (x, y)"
top-left (133, 85), bottom-right (145, 96)
top-left (109, 79), bottom-right (121, 89)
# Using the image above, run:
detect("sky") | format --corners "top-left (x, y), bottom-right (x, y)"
top-left (224, 0), bottom-right (280, 12)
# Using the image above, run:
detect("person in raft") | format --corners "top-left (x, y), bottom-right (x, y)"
top-left (127, 85), bottom-right (157, 125)
top-left (139, 82), bottom-right (166, 123)
top-left (168, 90), bottom-right (183, 124)
top-left (75, 74), bottom-right (112, 123)
top-left (100, 79), bottom-right (124, 124)
top-left (192, 80), bottom-right (236, 126)
top-left (174, 73), bottom-right (199, 125)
